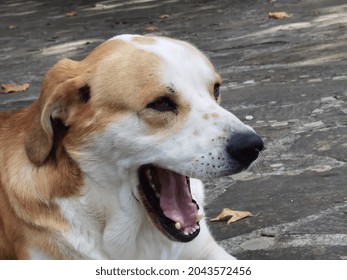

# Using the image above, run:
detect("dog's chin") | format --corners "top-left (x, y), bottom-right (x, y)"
top-left (137, 164), bottom-right (201, 242)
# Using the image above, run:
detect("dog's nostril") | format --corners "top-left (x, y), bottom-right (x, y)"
top-left (227, 132), bottom-right (264, 167)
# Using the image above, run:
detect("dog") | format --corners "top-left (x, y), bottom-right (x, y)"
top-left (0, 34), bottom-right (263, 259)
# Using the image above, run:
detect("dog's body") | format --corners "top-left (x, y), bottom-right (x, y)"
top-left (0, 35), bottom-right (263, 259)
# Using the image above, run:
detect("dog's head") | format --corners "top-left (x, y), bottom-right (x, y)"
top-left (25, 35), bottom-right (263, 243)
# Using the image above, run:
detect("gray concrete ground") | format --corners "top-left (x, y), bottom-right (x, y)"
top-left (1, 0), bottom-right (346, 259)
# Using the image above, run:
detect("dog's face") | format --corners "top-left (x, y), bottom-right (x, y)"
top-left (25, 35), bottom-right (263, 243)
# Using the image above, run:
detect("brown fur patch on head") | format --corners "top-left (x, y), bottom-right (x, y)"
top-left (79, 40), bottom-right (191, 135)
top-left (132, 36), bottom-right (156, 45)
top-left (89, 41), bottom-right (163, 109)
top-left (24, 39), bottom-right (170, 162)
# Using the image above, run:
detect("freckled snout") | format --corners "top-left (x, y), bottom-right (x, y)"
top-left (227, 132), bottom-right (264, 168)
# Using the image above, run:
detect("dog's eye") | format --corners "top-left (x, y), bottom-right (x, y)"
top-left (214, 83), bottom-right (220, 100)
top-left (146, 96), bottom-right (177, 113)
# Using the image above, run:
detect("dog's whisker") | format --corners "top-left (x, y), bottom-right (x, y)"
top-left (254, 160), bottom-right (264, 178)
top-left (252, 150), bottom-right (272, 180)
top-left (261, 152), bottom-right (268, 161)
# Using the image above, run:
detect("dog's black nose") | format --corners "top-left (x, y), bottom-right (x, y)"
top-left (227, 132), bottom-right (264, 167)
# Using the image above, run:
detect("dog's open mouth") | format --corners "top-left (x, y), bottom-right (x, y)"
top-left (138, 165), bottom-right (201, 242)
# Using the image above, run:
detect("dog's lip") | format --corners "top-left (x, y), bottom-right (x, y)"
top-left (137, 164), bottom-right (201, 242)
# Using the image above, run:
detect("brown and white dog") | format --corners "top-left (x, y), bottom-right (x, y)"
top-left (0, 35), bottom-right (263, 259)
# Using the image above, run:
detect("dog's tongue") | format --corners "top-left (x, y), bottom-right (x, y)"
top-left (156, 168), bottom-right (197, 230)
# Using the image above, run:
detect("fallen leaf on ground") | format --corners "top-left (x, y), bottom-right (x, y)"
top-left (8, 25), bottom-right (17, 29)
top-left (159, 14), bottom-right (170, 20)
top-left (268, 12), bottom-right (290, 19)
top-left (144, 25), bottom-right (159, 31)
top-left (210, 208), bottom-right (253, 224)
top-left (0, 83), bottom-right (30, 94)
top-left (95, 3), bottom-right (107, 9)
top-left (66, 11), bottom-right (78, 17)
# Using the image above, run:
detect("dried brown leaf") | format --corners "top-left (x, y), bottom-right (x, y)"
top-left (8, 25), bottom-right (17, 30)
top-left (268, 12), bottom-right (290, 19)
top-left (95, 3), bottom-right (107, 9)
top-left (0, 83), bottom-right (30, 94)
top-left (144, 25), bottom-right (159, 31)
top-left (210, 208), bottom-right (253, 224)
top-left (159, 14), bottom-right (170, 20)
top-left (66, 11), bottom-right (78, 17)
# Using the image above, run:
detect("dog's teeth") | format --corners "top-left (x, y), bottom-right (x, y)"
top-left (183, 230), bottom-right (189, 236)
top-left (196, 213), bottom-right (204, 223)
top-left (155, 192), bottom-right (160, 198)
top-left (175, 222), bottom-right (182, 230)
top-left (146, 169), bottom-right (153, 183)
top-left (150, 183), bottom-right (155, 189)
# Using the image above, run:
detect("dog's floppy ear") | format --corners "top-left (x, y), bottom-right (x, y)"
top-left (25, 59), bottom-right (90, 166)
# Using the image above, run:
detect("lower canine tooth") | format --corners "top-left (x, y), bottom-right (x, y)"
top-left (196, 213), bottom-right (204, 223)
top-left (175, 222), bottom-right (181, 230)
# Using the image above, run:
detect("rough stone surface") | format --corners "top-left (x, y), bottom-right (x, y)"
top-left (1, 0), bottom-right (346, 259)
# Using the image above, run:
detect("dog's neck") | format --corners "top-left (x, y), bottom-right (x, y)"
top-left (54, 160), bottom-right (184, 259)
